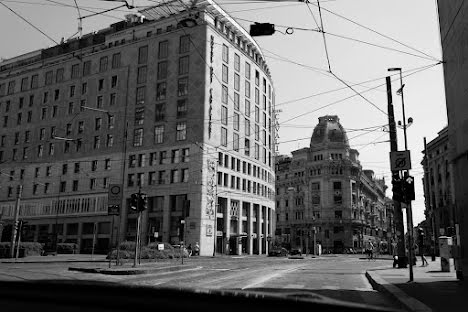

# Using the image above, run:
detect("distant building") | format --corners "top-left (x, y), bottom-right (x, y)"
top-left (275, 116), bottom-right (393, 254)
top-left (0, 1), bottom-right (276, 256)
top-left (421, 127), bottom-right (456, 255)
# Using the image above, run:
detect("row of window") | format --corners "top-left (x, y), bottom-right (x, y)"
top-left (218, 152), bottom-right (273, 184)
top-left (127, 168), bottom-right (189, 187)
top-left (128, 148), bottom-right (190, 168)
top-left (216, 171), bottom-right (275, 200)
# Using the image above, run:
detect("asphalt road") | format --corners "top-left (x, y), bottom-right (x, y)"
top-left (0, 255), bottom-right (399, 310)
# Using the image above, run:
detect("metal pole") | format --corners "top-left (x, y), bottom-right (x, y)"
top-left (213, 159), bottom-right (219, 257)
top-left (424, 137), bottom-right (436, 261)
top-left (15, 220), bottom-right (22, 260)
top-left (386, 76), bottom-right (407, 268)
top-left (397, 70), bottom-right (414, 282)
top-left (109, 215), bottom-right (115, 268)
top-left (133, 210), bottom-right (141, 267)
top-left (91, 222), bottom-right (97, 259)
top-left (10, 185), bottom-right (22, 258)
top-left (313, 227), bottom-right (316, 256)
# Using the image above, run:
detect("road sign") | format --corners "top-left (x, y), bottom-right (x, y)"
top-left (390, 151), bottom-right (412, 171)
top-left (153, 232), bottom-right (159, 238)
top-left (107, 205), bottom-right (120, 216)
top-left (108, 184), bottom-right (123, 205)
top-left (158, 243), bottom-right (164, 251)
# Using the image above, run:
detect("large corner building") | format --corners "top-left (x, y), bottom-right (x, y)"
top-left (0, 0), bottom-right (276, 256)
top-left (275, 116), bottom-right (394, 254)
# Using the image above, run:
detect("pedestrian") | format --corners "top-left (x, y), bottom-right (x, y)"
top-left (194, 242), bottom-right (200, 256)
top-left (187, 244), bottom-right (192, 257)
top-left (392, 242), bottom-right (398, 268)
top-left (367, 240), bottom-right (374, 260)
top-left (419, 244), bottom-right (428, 266)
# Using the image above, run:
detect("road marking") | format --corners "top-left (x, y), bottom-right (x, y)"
top-left (283, 284), bottom-right (305, 289)
top-left (241, 266), bottom-right (303, 289)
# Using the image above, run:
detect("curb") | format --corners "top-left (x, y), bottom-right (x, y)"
top-left (68, 264), bottom-right (198, 275)
top-left (1, 260), bottom-right (107, 264)
top-left (365, 271), bottom-right (432, 312)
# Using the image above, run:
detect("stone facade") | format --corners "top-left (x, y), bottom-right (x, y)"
top-left (0, 0), bottom-right (275, 256)
top-left (275, 116), bottom-right (393, 254)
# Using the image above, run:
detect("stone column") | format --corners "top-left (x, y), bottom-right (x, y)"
top-left (224, 198), bottom-right (231, 254)
top-left (257, 205), bottom-right (262, 254)
top-left (237, 204), bottom-right (242, 255)
top-left (248, 202), bottom-right (253, 255)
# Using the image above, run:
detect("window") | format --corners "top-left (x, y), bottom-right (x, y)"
top-left (154, 125), bottom-right (164, 143)
top-left (27, 111), bottom-right (32, 122)
top-left (254, 143), bottom-right (259, 159)
top-left (221, 127), bottom-right (228, 146)
top-left (335, 210), bottom-right (342, 219)
top-left (182, 168), bottom-right (189, 183)
top-left (233, 113), bottom-right (239, 130)
top-left (179, 56), bottom-right (189, 75)
top-left (136, 86), bottom-right (146, 104)
top-left (137, 66), bottom-right (147, 84)
top-left (105, 159), bottom-right (111, 170)
top-left (234, 73), bottom-right (240, 91)
top-left (255, 124), bottom-right (259, 141)
top-left (95, 117), bottom-right (102, 130)
top-left (60, 181), bottom-right (67, 193)
top-left (91, 160), bottom-right (98, 171)
top-left (245, 62), bottom-right (251, 79)
top-left (138, 154), bottom-right (145, 167)
top-left (234, 53), bottom-right (240, 71)
top-left (255, 70), bottom-right (260, 86)
top-left (128, 174), bottom-right (135, 187)
top-left (170, 170), bottom-right (179, 183)
top-left (73, 180), bottom-right (79, 191)
top-left (178, 78), bottom-right (188, 96)
top-left (158, 41), bottom-right (168, 59)
top-left (255, 88), bottom-right (259, 104)
top-left (21, 77), bottom-right (29, 91)
top-left (157, 61), bottom-right (167, 80)
top-left (19, 97), bottom-right (24, 108)
top-left (3, 116), bottom-right (8, 127)
top-left (222, 85), bottom-right (228, 104)
top-left (68, 102), bottom-right (74, 115)
top-left (234, 92), bottom-right (240, 110)
top-left (16, 113), bottom-right (22, 125)
top-left (156, 82), bottom-right (166, 100)
top-left (93, 136), bottom-right (100, 149)
top-left (135, 107), bottom-right (145, 125)
top-left (107, 114), bottom-right (114, 129)
top-left (233, 133), bottom-right (239, 151)
top-left (78, 121), bottom-right (84, 133)
top-left (81, 82), bottom-right (87, 94)
top-left (83, 61), bottom-right (91, 76)
top-left (52, 106), bottom-right (58, 117)
top-left (158, 171), bottom-right (165, 184)
top-left (106, 134), bottom-right (113, 147)
top-left (111, 75), bottom-right (118, 88)
top-left (110, 93), bottom-right (116, 106)
top-left (98, 79), bottom-right (104, 91)
top-left (155, 103), bottom-right (165, 121)
top-left (29, 94), bottom-right (34, 107)
top-left (129, 155), bottom-right (136, 168)
top-left (89, 178), bottom-right (97, 190)
top-left (221, 106), bottom-right (228, 125)
top-left (99, 56), bottom-right (108, 72)
top-left (171, 149), bottom-right (180, 163)
top-left (40, 128), bottom-right (46, 140)
top-left (31, 74), bottom-right (39, 88)
top-left (177, 99), bottom-right (187, 118)
top-left (222, 64), bottom-right (229, 83)
top-left (176, 122), bottom-right (186, 141)
top-left (182, 148), bottom-right (189, 162)
top-left (138, 45), bottom-right (148, 64)
top-left (179, 35), bottom-right (190, 53)
top-left (24, 131), bottom-right (30, 143)
top-left (245, 99), bottom-right (250, 117)
top-left (112, 53), bottom-right (121, 68)
top-left (133, 129), bottom-right (143, 146)
top-left (43, 91), bottom-right (48, 103)
top-left (222, 44), bottom-right (229, 63)
top-left (45, 71), bottom-right (53, 85)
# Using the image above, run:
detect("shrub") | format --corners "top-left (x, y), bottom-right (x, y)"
top-left (118, 241), bottom-right (136, 251)
top-left (57, 243), bottom-right (78, 254)
top-left (106, 243), bottom-right (177, 260)
top-left (0, 242), bottom-right (43, 257)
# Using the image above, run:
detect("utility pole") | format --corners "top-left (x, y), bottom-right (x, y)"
top-left (10, 185), bottom-right (22, 258)
top-left (386, 77), bottom-right (407, 268)
top-left (15, 220), bottom-right (23, 260)
top-left (424, 137), bottom-right (436, 261)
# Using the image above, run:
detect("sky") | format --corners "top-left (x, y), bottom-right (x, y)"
top-left (0, 0), bottom-right (448, 226)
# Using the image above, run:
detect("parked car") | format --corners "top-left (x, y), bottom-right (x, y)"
top-left (289, 248), bottom-right (302, 256)
top-left (268, 247), bottom-right (288, 257)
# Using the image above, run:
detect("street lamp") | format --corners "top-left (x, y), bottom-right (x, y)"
top-left (388, 67), bottom-right (415, 282)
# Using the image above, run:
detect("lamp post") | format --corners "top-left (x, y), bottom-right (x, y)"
top-left (388, 67), bottom-right (415, 282)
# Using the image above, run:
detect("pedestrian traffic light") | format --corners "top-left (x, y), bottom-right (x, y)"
top-left (403, 176), bottom-right (415, 203)
top-left (138, 193), bottom-right (148, 212)
top-left (250, 23), bottom-right (275, 36)
top-left (392, 179), bottom-right (405, 203)
top-left (130, 193), bottom-right (138, 211)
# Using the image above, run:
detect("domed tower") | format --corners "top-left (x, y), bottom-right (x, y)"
top-left (310, 115), bottom-right (349, 150)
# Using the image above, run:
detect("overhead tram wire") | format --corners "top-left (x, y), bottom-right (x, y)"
top-left (0, 1), bottom-right (59, 44)
top-left (308, 1), bottom-right (441, 62)
top-left (44, 0), bottom-right (127, 22)
top-left (314, 0), bottom-right (331, 72)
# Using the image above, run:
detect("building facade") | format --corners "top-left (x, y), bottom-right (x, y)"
top-left (0, 0), bottom-right (276, 256)
top-left (437, 0), bottom-right (468, 280)
top-left (275, 116), bottom-right (393, 254)
top-left (421, 127), bottom-right (456, 255)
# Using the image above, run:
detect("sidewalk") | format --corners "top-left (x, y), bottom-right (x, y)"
top-left (0, 254), bottom-right (108, 264)
top-left (366, 257), bottom-right (466, 312)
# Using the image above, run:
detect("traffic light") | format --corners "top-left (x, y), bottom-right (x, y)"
top-left (130, 193), bottom-right (138, 211)
top-left (403, 176), bottom-right (415, 203)
top-left (391, 179), bottom-right (405, 203)
top-left (250, 23), bottom-right (275, 37)
top-left (138, 194), bottom-right (148, 212)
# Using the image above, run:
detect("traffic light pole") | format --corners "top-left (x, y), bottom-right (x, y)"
top-left (424, 137), bottom-right (436, 261)
top-left (15, 220), bottom-right (23, 260)
top-left (386, 77), bottom-right (407, 268)
top-left (10, 185), bottom-right (22, 259)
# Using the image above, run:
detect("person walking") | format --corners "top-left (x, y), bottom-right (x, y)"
top-left (420, 243), bottom-right (428, 266)
top-left (187, 244), bottom-right (192, 257)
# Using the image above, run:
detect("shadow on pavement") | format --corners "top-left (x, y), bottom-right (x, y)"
top-left (394, 280), bottom-right (467, 312)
